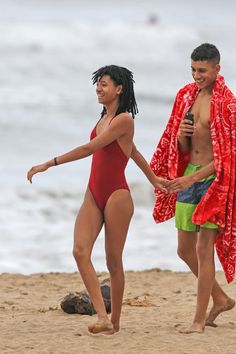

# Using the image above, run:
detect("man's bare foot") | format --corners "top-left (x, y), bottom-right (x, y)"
top-left (206, 298), bottom-right (235, 327)
top-left (179, 323), bottom-right (204, 334)
top-left (88, 320), bottom-right (113, 334)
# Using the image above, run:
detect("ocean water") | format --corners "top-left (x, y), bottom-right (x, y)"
top-left (1, 0), bottom-right (235, 274)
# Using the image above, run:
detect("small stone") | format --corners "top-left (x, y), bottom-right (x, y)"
top-left (60, 279), bottom-right (111, 315)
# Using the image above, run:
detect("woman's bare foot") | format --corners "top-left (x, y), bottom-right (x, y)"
top-left (206, 298), bottom-right (235, 327)
top-left (101, 323), bottom-right (120, 336)
top-left (101, 328), bottom-right (120, 336)
top-left (88, 320), bottom-right (113, 334)
top-left (179, 322), bottom-right (204, 334)
top-left (112, 323), bottom-right (120, 332)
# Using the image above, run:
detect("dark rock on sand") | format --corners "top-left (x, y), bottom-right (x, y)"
top-left (60, 278), bottom-right (111, 315)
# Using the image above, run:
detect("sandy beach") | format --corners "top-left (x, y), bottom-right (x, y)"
top-left (0, 270), bottom-right (235, 354)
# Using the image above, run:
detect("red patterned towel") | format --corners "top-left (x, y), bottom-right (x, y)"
top-left (150, 75), bottom-right (236, 283)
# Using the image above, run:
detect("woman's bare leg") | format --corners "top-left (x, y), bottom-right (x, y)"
top-left (104, 190), bottom-right (134, 333)
top-left (73, 189), bottom-right (112, 332)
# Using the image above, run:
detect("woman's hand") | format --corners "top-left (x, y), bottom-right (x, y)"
top-left (27, 162), bottom-right (50, 184)
top-left (153, 177), bottom-right (170, 192)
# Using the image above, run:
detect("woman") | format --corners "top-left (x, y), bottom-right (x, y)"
top-left (27, 65), bottom-right (167, 335)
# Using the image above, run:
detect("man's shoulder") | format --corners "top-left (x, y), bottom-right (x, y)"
top-left (227, 102), bottom-right (236, 113)
top-left (176, 82), bottom-right (196, 97)
top-left (220, 85), bottom-right (236, 112)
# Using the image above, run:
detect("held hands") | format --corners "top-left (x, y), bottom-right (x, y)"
top-left (153, 177), bottom-right (170, 192)
top-left (27, 162), bottom-right (50, 184)
top-left (166, 175), bottom-right (194, 193)
top-left (154, 175), bottom-right (194, 193)
top-left (178, 119), bottom-right (195, 137)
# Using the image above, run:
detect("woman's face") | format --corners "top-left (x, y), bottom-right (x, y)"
top-left (96, 75), bottom-right (122, 105)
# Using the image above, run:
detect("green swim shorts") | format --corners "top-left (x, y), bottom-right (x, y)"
top-left (175, 163), bottom-right (218, 232)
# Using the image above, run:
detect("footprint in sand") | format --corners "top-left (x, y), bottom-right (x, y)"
top-left (123, 295), bottom-right (156, 307)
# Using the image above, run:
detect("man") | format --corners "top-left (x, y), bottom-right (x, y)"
top-left (150, 43), bottom-right (236, 333)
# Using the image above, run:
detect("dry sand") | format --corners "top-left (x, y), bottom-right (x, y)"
top-left (0, 269), bottom-right (235, 354)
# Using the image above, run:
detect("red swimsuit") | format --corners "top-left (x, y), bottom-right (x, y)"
top-left (88, 119), bottom-right (129, 211)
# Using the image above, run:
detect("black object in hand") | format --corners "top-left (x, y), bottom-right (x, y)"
top-left (185, 112), bottom-right (194, 124)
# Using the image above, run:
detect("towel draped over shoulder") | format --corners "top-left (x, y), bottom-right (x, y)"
top-left (150, 75), bottom-right (236, 283)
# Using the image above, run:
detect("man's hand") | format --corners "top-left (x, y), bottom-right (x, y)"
top-left (166, 175), bottom-right (194, 193)
top-left (178, 119), bottom-right (195, 137)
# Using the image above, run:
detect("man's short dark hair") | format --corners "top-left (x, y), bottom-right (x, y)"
top-left (191, 43), bottom-right (220, 64)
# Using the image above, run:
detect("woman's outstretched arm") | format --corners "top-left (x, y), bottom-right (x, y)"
top-left (27, 113), bottom-right (133, 183)
top-left (131, 143), bottom-right (168, 191)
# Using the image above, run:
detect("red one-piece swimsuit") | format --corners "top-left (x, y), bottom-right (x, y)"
top-left (88, 118), bottom-right (130, 211)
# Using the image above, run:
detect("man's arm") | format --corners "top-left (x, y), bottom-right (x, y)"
top-left (167, 161), bottom-right (215, 193)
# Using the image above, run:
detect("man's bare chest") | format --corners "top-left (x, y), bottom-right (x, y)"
top-left (190, 94), bottom-right (211, 128)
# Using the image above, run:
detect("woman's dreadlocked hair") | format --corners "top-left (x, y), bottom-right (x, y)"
top-left (92, 65), bottom-right (138, 119)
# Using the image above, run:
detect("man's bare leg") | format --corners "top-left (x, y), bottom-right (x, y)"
top-left (206, 298), bottom-right (235, 327)
top-left (178, 229), bottom-right (234, 328)
top-left (180, 228), bottom-right (217, 333)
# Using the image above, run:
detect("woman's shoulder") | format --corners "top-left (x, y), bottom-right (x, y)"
top-left (113, 112), bottom-right (134, 125)
top-left (113, 113), bottom-right (134, 133)
top-left (109, 113), bottom-right (134, 135)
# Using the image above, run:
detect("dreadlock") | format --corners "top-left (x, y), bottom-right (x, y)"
top-left (92, 65), bottom-right (138, 119)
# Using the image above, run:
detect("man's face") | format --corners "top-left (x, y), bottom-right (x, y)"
top-left (191, 60), bottom-right (220, 90)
